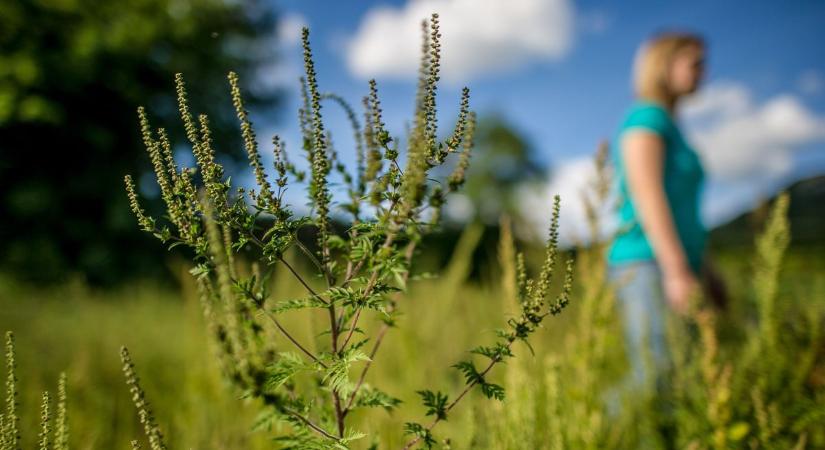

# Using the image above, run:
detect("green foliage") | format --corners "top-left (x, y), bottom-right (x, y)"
top-left (403, 423), bottom-right (435, 450)
top-left (753, 193), bottom-right (790, 349)
top-left (473, 145), bottom-right (625, 449)
top-left (665, 193), bottom-right (821, 450)
top-left (416, 390), bottom-right (449, 421)
top-left (2, 331), bottom-right (19, 450)
top-left (37, 392), bottom-right (49, 450)
top-left (53, 373), bottom-right (68, 450)
top-left (0, 198), bottom-right (823, 448)
top-left (0, 0), bottom-right (279, 284)
top-left (121, 347), bottom-right (167, 450)
top-left (1, 332), bottom-right (68, 450)
top-left (125, 13), bottom-right (571, 448)
top-left (353, 386), bottom-right (402, 412)
top-left (472, 149), bottom-right (825, 450)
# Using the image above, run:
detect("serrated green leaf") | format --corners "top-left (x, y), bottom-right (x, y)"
top-left (272, 295), bottom-right (329, 313)
top-left (265, 352), bottom-right (317, 391)
top-left (480, 382), bottom-right (505, 401)
top-left (189, 264), bottom-right (210, 277)
top-left (416, 390), bottom-right (449, 420)
top-left (470, 342), bottom-right (513, 362)
top-left (452, 360), bottom-right (482, 385)
top-left (403, 422), bottom-right (436, 449)
top-left (355, 385), bottom-right (403, 412)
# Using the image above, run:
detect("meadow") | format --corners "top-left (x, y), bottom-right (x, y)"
top-left (2, 196), bottom-right (824, 449)
top-left (3, 13), bottom-right (824, 450)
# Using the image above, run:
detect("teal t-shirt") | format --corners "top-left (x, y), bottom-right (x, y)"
top-left (607, 101), bottom-right (707, 274)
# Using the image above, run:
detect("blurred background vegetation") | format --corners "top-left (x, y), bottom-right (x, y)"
top-left (0, 0), bottom-right (280, 285)
top-left (1, 200), bottom-right (823, 448)
top-left (3, 0), bottom-right (822, 288)
top-left (0, 0), bottom-right (556, 287)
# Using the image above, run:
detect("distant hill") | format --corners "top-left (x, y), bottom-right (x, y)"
top-left (709, 175), bottom-right (825, 248)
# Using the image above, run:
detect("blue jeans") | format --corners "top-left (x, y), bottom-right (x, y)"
top-left (608, 260), bottom-right (672, 391)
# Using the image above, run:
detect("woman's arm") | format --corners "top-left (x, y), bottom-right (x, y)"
top-left (621, 130), bottom-right (698, 314)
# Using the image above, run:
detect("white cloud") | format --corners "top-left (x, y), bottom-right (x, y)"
top-left (519, 156), bottom-right (618, 247)
top-left (443, 192), bottom-right (475, 224)
top-left (683, 82), bottom-right (825, 182)
top-left (346, 0), bottom-right (575, 82)
top-left (521, 82), bottom-right (825, 245)
top-left (255, 13), bottom-right (308, 90)
top-left (681, 82), bottom-right (750, 122)
top-left (682, 82), bottom-right (825, 224)
top-left (279, 13), bottom-right (307, 46)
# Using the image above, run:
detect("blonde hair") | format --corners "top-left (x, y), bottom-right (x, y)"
top-left (633, 32), bottom-right (704, 106)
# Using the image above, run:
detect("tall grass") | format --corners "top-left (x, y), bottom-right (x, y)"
top-left (1, 192), bottom-right (824, 448)
top-left (467, 152), bottom-right (825, 449)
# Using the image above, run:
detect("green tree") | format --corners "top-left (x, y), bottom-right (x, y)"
top-left (0, 0), bottom-right (280, 284)
top-left (460, 114), bottom-right (546, 223)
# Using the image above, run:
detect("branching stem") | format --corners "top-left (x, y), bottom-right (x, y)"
top-left (234, 282), bottom-right (327, 369)
top-left (401, 341), bottom-right (514, 450)
top-left (278, 256), bottom-right (326, 304)
top-left (294, 235), bottom-right (333, 286)
top-left (283, 407), bottom-right (338, 440)
top-left (343, 241), bottom-right (417, 415)
top-left (262, 310), bottom-right (327, 369)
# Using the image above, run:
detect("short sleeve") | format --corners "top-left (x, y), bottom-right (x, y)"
top-left (621, 105), bottom-right (671, 138)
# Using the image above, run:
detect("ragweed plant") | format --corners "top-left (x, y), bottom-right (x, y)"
top-left (669, 192), bottom-right (825, 449)
top-left (121, 347), bottom-right (166, 450)
top-left (476, 142), bottom-right (629, 450)
top-left (124, 14), bottom-right (572, 448)
top-left (735, 192), bottom-right (824, 449)
top-left (1, 332), bottom-right (69, 450)
top-left (553, 142), bottom-right (626, 449)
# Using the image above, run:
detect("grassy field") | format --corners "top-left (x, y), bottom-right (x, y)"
top-left (1, 222), bottom-right (824, 449)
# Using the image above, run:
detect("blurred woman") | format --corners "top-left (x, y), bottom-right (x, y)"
top-left (607, 32), bottom-right (725, 392)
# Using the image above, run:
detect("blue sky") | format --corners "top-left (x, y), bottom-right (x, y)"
top-left (250, 0), bottom-right (825, 242)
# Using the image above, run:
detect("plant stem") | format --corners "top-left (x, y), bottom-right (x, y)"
top-left (339, 309), bottom-right (365, 351)
top-left (234, 232), bottom-right (329, 368)
top-left (278, 256), bottom-right (327, 305)
top-left (243, 225), bottom-right (328, 303)
top-left (340, 230), bottom-right (406, 350)
top-left (328, 280), bottom-right (345, 437)
top-left (332, 391), bottom-right (345, 437)
top-left (343, 241), bottom-right (416, 415)
top-left (283, 407), bottom-right (338, 441)
top-left (400, 341), bottom-right (514, 450)
top-left (259, 304), bottom-right (327, 369)
top-left (294, 236), bottom-right (333, 286)
top-left (343, 318), bottom-right (390, 415)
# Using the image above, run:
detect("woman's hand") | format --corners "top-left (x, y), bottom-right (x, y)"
top-left (662, 267), bottom-right (699, 315)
